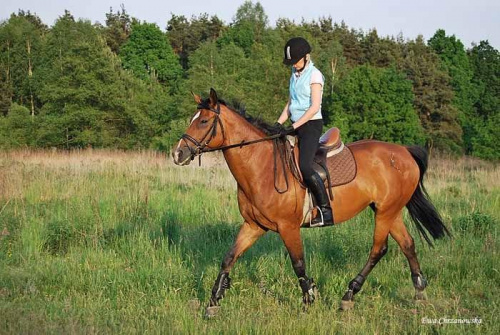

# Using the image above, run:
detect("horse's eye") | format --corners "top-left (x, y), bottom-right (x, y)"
top-left (200, 119), bottom-right (209, 124)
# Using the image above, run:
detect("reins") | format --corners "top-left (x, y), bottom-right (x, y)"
top-left (181, 102), bottom-right (282, 156)
top-left (204, 134), bottom-right (283, 152)
top-left (180, 102), bottom-right (291, 193)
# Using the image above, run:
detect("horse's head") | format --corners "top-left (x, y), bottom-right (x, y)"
top-left (172, 88), bottom-right (226, 165)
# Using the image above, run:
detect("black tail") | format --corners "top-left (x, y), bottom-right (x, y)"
top-left (405, 146), bottom-right (450, 246)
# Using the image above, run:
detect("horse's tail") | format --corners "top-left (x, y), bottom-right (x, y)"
top-left (405, 146), bottom-right (450, 246)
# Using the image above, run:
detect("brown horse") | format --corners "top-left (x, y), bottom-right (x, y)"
top-left (172, 89), bottom-right (449, 315)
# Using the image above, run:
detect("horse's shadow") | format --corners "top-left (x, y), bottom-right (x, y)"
top-left (102, 209), bottom-right (369, 305)
top-left (161, 216), bottom-right (281, 301)
top-left (158, 211), bottom-right (364, 304)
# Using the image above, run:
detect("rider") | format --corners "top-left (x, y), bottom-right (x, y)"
top-left (275, 37), bottom-right (334, 226)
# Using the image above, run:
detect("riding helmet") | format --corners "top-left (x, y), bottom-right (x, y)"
top-left (283, 37), bottom-right (312, 65)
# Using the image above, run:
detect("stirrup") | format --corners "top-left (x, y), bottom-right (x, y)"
top-left (309, 206), bottom-right (325, 228)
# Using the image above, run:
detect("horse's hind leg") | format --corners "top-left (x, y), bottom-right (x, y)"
top-left (389, 214), bottom-right (428, 300)
top-left (340, 214), bottom-right (391, 310)
top-left (207, 221), bottom-right (266, 315)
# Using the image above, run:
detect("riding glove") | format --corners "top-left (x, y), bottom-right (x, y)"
top-left (273, 122), bottom-right (295, 137)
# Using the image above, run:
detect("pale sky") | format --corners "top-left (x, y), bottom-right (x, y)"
top-left (2, 0), bottom-right (499, 49)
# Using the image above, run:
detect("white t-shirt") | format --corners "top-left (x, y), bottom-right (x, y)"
top-left (310, 69), bottom-right (324, 86)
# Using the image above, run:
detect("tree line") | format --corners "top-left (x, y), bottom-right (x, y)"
top-left (0, 2), bottom-right (498, 159)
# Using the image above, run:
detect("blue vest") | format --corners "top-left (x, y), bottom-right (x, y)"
top-left (289, 61), bottom-right (323, 122)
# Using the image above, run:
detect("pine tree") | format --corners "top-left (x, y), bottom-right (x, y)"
top-left (428, 29), bottom-right (476, 152)
top-left (167, 13), bottom-right (224, 69)
top-left (103, 5), bottom-right (133, 54)
top-left (361, 29), bottom-right (402, 68)
top-left (467, 41), bottom-right (500, 159)
top-left (0, 11), bottom-right (45, 117)
top-left (399, 36), bottom-right (462, 152)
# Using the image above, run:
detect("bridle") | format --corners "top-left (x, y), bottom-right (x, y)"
top-left (179, 102), bottom-right (224, 161)
top-left (179, 102), bottom-right (282, 162)
top-left (178, 102), bottom-right (291, 193)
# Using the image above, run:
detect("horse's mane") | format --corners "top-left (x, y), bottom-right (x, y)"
top-left (199, 97), bottom-right (279, 136)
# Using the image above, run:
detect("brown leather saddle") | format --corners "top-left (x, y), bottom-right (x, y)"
top-left (288, 127), bottom-right (357, 197)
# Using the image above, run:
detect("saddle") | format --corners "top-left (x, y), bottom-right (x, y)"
top-left (287, 127), bottom-right (357, 195)
top-left (268, 127), bottom-right (356, 226)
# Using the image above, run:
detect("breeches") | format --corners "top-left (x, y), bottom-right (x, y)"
top-left (296, 119), bottom-right (323, 184)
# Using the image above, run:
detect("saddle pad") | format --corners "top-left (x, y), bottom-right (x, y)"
top-left (326, 145), bottom-right (357, 187)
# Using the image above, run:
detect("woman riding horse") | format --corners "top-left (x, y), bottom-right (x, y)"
top-left (276, 37), bottom-right (333, 227)
top-left (173, 87), bottom-right (449, 315)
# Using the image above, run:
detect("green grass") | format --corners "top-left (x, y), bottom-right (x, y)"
top-left (0, 150), bottom-right (499, 334)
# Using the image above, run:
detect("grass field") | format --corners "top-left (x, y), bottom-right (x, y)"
top-left (0, 149), bottom-right (498, 334)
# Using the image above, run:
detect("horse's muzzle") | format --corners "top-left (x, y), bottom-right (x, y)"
top-left (172, 146), bottom-right (192, 166)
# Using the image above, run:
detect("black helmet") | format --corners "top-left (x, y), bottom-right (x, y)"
top-left (283, 37), bottom-right (311, 65)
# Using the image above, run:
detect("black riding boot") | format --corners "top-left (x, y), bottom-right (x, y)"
top-left (307, 172), bottom-right (334, 227)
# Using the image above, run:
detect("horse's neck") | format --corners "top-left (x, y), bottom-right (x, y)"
top-left (220, 113), bottom-right (273, 191)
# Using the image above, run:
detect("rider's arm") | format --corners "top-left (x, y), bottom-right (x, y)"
top-left (277, 97), bottom-right (291, 124)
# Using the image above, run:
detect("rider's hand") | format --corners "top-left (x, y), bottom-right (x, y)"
top-left (273, 122), bottom-right (295, 137)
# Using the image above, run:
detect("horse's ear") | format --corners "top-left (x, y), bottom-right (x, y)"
top-left (191, 91), bottom-right (202, 105)
top-left (209, 88), bottom-right (218, 107)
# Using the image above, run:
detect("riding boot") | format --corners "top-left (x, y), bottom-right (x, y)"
top-left (306, 172), bottom-right (334, 227)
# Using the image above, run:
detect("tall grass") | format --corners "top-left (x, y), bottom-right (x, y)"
top-left (0, 149), bottom-right (498, 334)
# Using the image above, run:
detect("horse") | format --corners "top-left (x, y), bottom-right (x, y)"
top-left (172, 88), bottom-right (450, 315)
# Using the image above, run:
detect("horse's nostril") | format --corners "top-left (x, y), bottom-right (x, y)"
top-left (173, 150), bottom-right (182, 163)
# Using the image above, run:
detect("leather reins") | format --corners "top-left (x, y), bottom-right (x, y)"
top-left (179, 103), bottom-right (291, 193)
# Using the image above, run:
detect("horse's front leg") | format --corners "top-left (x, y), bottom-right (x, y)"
top-left (206, 221), bottom-right (266, 316)
top-left (279, 227), bottom-right (317, 305)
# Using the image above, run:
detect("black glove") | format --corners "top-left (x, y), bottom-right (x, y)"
top-left (273, 122), bottom-right (295, 137)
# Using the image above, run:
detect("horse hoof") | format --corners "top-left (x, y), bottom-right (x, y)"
top-left (303, 289), bottom-right (318, 305)
top-left (414, 290), bottom-right (427, 301)
top-left (205, 306), bottom-right (221, 318)
top-left (340, 300), bottom-right (355, 311)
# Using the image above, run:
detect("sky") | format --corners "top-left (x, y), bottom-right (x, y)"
top-left (2, 0), bottom-right (499, 49)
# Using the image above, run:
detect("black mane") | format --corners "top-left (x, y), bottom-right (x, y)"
top-left (199, 97), bottom-right (279, 136)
